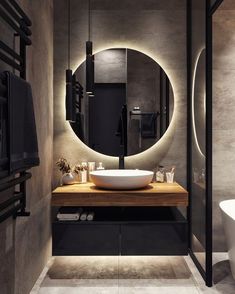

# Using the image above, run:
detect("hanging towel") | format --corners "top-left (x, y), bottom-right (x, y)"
top-left (141, 113), bottom-right (157, 138)
top-left (4, 71), bottom-right (40, 173)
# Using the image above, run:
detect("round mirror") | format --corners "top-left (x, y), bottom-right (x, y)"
top-left (70, 48), bottom-right (174, 156)
top-left (193, 48), bottom-right (205, 156)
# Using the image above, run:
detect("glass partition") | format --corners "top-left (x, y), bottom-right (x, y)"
top-left (188, 0), bottom-right (212, 286)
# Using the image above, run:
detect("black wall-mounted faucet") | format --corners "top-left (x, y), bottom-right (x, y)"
top-left (117, 104), bottom-right (127, 169)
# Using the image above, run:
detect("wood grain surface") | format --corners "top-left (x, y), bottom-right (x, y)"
top-left (52, 182), bottom-right (188, 207)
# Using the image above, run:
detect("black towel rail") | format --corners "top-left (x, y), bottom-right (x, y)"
top-left (0, 202), bottom-right (23, 223)
top-left (0, 1), bottom-right (32, 36)
top-left (0, 0), bottom-right (32, 223)
top-left (0, 172), bottom-right (31, 193)
top-left (0, 172), bottom-right (32, 222)
top-left (0, 7), bottom-right (31, 45)
top-left (8, 0), bottom-right (32, 26)
top-left (0, 192), bottom-right (24, 212)
top-left (0, 51), bottom-right (23, 72)
top-left (0, 41), bottom-right (23, 63)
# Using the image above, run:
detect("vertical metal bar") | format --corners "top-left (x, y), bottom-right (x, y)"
top-left (7, 74), bottom-right (11, 174)
top-left (159, 68), bottom-right (164, 137)
top-left (165, 77), bottom-right (169, 128)
top-left (17, 26), bottom-right (27, 216)
top-left (187, 0), bottom-right (192, 251)
top-left (0, 104), bottom-right (2, 160)
top-left (78, 89), bottom-right (82, 113)
top-left (205, 0), bottom-right (213, 287)
top-left (123, 104), bottom-right (127, 156)
top-left (20, 37), bottom-right (26, 79)
top-left (16, 171), bottom-right (27, 216)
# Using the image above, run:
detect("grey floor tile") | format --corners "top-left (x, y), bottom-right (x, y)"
top-left (42, 277), bottom-right (119, 287)
top-left (198, 283), bottom-right (235, 294)
top-left (118, 278), bottom-right (195, 287)
top-left (119, 286), bottom-right (200, 294)
top-left (39, 286), bottom-right (119, 294)
top-left (32, 255), bottom-right (235, 294)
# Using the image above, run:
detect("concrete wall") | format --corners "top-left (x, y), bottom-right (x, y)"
top-left (127, 49), bottom-right (161, 155)
top-left (95, 49), bottom-right (127, 83)
top-left (0, 1), bottom-right (53, 293)
top-left (54, 0), bottom-right (187, 187)
top-left (213, 1), bottom-right (235, 251)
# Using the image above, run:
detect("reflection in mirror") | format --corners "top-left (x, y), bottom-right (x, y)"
top-left (70, 48), bottom-right (174, 156)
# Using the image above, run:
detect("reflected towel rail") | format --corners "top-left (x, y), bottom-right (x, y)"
top-left (130, 111), bottom-right (160, 116)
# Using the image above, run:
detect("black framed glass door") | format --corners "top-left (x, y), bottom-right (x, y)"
top-left (187, 0), bottom-right (213, 287)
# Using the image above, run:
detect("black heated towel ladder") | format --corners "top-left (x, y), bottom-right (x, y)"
top-left (0, 0), bottom-right (32, 223)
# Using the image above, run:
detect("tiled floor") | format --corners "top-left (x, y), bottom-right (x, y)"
top-left (30, 254), bottom-right (235, 294)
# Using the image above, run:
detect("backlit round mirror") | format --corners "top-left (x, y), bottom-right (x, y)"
top-left (70, 48), bottom-right (174, 156)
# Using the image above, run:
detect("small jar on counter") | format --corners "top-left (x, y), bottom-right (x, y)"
top-left (97, 162), bottom-right (105, 170)
top-left (156, 165), bottom-right (165, 183)
top-left (88, 162), bottom-right (96, 181)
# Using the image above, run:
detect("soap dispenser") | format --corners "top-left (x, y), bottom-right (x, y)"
top-left (97, 162), bottom-right (105, 170)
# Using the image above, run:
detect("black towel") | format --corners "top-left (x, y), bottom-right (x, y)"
top-left (5, 71), bottom-right (40, 173)
top-left (141, 113), bottom-right (157, 138)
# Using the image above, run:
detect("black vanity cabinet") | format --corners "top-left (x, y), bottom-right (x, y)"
top-left (121, 222), bottom-right (187, 256)
top-left (52, 183), bottom-right (188, 256)
top-left (53, 222), bottom-right (120, 255)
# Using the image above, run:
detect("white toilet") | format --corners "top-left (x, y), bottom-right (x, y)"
top-left (220, 199), bottom-right (235, 279)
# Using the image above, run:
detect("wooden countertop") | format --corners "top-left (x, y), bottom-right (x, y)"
top-left (52, 182), bottom-right (188, 207)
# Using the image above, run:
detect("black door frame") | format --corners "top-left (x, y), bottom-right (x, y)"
top-left (187, 0), bottom-right (224, 287)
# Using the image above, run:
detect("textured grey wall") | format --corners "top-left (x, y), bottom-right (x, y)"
top-left (127, 49), bottom-right (162, 155)
top-left (53, 0), bottom-right (187, 187)
top-left (0, 1), bottom-right (53, 293)
top-left (213, 1), bottom-right (235, 251)
top-left (95, 49), bottom-right (127, 83)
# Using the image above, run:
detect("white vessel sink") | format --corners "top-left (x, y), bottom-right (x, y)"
top-left (89, 169), bottom-right (154, 190)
